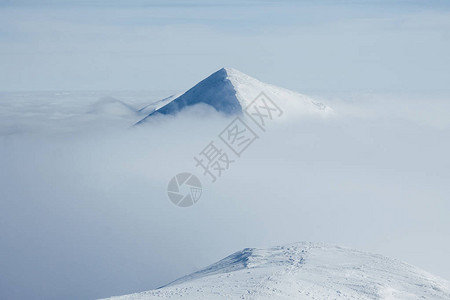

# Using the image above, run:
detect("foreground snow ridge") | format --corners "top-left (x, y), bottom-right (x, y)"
top-left (136, 67), bottom-right (330, 124)
top-left (102, 242), bottom-right (450, 299)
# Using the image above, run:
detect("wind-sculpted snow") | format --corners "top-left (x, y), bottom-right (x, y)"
top-left (136, 68), bottom-right (331, 124)
top-left (103, 242), bottom-right (450, 300)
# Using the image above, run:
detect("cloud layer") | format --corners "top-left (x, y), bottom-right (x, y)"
top-left (0, 90), bottom-right (449, 299)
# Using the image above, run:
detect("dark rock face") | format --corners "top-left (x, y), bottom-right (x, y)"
top-left (137, 68), bottom-right (242, 124)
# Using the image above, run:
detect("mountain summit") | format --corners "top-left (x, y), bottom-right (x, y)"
top-left (136, 68), bottom-right (330, 124)
top-left (102, 242), bottom-right (450, 299)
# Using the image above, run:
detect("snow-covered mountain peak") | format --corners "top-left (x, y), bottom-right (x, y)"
top-left (161, 242), bottom-right (312, 288)
top-left (220, 66), bottom-right (254, 81)
top-left (102, 242), bottom-right (450, 299)
top-left (213, 66), bottom-right (250, 80)
top-left (136, 68), bottom-right (331, 124)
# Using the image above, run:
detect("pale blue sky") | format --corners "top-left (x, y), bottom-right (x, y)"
top-left (1, 2), bottom-right (450, 300)
top-left (1, 0), bottom-right (449, 92)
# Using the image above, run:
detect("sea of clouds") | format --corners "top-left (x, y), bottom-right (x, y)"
top-left (1, 90), bottom-right (449, 299)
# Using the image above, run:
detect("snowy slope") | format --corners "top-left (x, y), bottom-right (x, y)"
top-left (102, 242), bottom-right (450, 300)
top-left (136, 68), bottom-right (331, 124)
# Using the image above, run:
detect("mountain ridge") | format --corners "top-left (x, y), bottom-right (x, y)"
top-left (136, 68), bottom-right (331, 124)
top-left (101, 242), bottom-right (450, 300)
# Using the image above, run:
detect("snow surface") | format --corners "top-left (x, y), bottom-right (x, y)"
top-left (136, 68), bottom-right (331, 124)
top-left (102, 242), bottom-right (450, 300)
